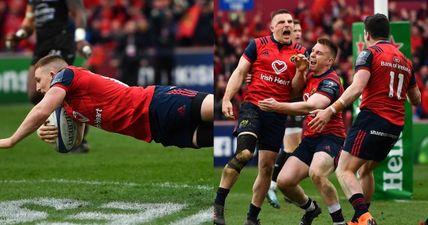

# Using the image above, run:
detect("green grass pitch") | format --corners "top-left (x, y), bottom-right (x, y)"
top-left (0, 104), bottom-right (213, 225)
top-left (214, 164), bottom-right (428, 225)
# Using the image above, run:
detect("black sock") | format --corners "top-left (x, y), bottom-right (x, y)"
top-left (272, 151), bottom-right (291, 182)
top-left (330, 208), bottom-right (345, 223)
top-left (215, 187), bottom-right (230, 206)
top-left (247, 203), bottom-right (261, 220)
top-left (300, 197), bottom-right (316, 211)
top-left (349, 193), bottom-right (368, 222)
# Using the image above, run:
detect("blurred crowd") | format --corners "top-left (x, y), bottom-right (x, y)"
top-left (214, 0), bottom-right (428, 121)
top-left (0, 0), bottom-right (213, 85)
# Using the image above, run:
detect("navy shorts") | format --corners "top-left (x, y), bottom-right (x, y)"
top-left (149, 86), bottom-right (208, 148)
top-left (343, 109), bottom-right (403, 162)
top-left (234, 102), bottom-right (287, 152)
top-left (293, 134), bottom-right (344, 166)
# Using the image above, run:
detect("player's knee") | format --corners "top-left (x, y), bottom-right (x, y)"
top-left (236, 149), bottom-right (253, 161)
top-left (226, 149), bottom-right (253, 173)
top-left (258, 160), bottom-right (274, 176)
top-left (335, 167), bottom-right (348, 181)
top-left (226, 134), bottom-right (257, 173)
top-left (357, 166), bottom-right (373, 178)
top-left (309, 170), bottom-right (324, 185)
top-left (277, 175), bottom-right (297, 188)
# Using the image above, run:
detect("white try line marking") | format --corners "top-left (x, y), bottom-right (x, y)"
top-left (0, 198), bottom-right (210, 225)
top-left (37, 223), bottom-right (100, 225)
top-left (169, 208), bottom-right (212, 225)
top-left (0, 198), bottom-right (87, 225)
top-left (69, 202), bottom-right (186, 225)
top-left (0, 179), bottom-right (212, 191)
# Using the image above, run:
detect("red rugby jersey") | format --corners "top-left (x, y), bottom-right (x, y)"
top-left (355, 41), bottom-right (416, 126)
top-left (243, 35), bottom-right (306, 105)
top-left (51, 66), bottom-right (155, 142)
top-left (303, 69), bottom-right (346, 138)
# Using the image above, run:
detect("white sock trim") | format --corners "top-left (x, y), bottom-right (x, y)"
top-left (328, 203), bottom-right (341, 214)
top-left (270, 181), bottom-right (277, 189)
top-left (333, 222), bottom-right (346, 225)
top-left (306, 201), bottom-right (316, 212)
top-left (300, 197), bottom-right (316, 212)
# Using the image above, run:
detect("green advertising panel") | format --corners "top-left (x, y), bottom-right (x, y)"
top-left (0, 56), bottom-right (84, 104)
top-left (352, 22), bottom-right (413, 199)
top-left (0, 56), bottom-right (31, 103)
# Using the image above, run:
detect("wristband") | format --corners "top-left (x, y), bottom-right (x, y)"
top-left (75, 28), bottom-right (86, 42)
top-left (16, 28), bottom-right (28, 39)
top-left (330, 99), bottom-right (345, 114)
top-left (25, 12), bottom-right (34, 19)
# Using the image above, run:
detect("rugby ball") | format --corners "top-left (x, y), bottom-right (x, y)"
top-left (47, 107), bottom-right (79, 153)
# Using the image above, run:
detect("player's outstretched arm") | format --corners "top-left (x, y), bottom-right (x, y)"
top-left (222, 56), bottom-right (251, 119)
top-left (407, 85), bottom-right (421, 106)
top-left (308, 69), bottom-right (370, 131)
top-left (258, 93), bottom-right (331, 115)
top-left (0, 87), bottom-right (65, 149)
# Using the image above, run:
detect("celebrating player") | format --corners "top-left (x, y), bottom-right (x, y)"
top-left (0, 55), bottom-right (213, 150)
top-left (266, 19), bottom-right (306, 209)
top-left (259, 38), bottom-right (346, 225)
top-left (214, 9), bottom-right (307, 225)
top-left (309, 14), bottom-right (421, 225)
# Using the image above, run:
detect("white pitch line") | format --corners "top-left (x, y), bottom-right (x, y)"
top-left (169, 208), bottom-right (212, 225)
top-left (37, 223), bottom-right (101, 225)
top-left (0, 179), bottom-right (212, 191)
top-left (69, 202), bottom-right (186, 225)
top-left (0, 198), bottom-right (87, 225)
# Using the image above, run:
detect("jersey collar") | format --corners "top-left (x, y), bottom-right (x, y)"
top-left (313, 68), bottom-right (334, 78)
top-left (375, 40), bottom-right (390, 45)
top-left (270, 34), bottom-right (292, 50)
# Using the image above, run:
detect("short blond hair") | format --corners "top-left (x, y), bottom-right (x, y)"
top-left (34, 54), bottom-right (68, 71)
